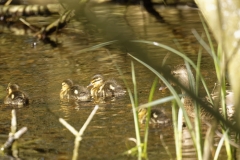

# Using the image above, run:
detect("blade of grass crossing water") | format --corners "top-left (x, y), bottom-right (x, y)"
top-left (131, 40), bottom-right (212, 105)
top-left (224, 130), bottom-right (232, 160)
top-left (106, 50), bottom-right (142, 158)
top-left (138, 96), bottom-right (176, 109)
top-left (128, 53), bottom-right (198, 153)
top-left (131, 61), bottom-right (142, 160)
top-left (195, 47), bottom-right (203, 159)
top-left (143, 77), bottom-right (158, 158)
top-left (213, 133), bottom-right (225, 160)
top-left (185, 61), bottom-right (203, 160)
top-left (172, 101), bottom-right (182, 160)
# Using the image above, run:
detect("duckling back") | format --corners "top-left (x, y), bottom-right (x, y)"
top-left (60, 79), bottom-right (91, 102)
top-left (88, 74), bottom-right (126, 100)
top-left (4, 84), bottom-right (29, 106)
top-left (69, 85), bottom-right (91, 102)
top-left (138, 108), bottom-right (170, 125)
top-left (103, 79), bottom-right (126, 97)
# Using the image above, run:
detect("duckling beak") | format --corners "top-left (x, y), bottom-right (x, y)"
top-left (87, 83), bottom-right (93, 88)
top-left (159, 80), bottom-right (168, 91)
top-left (159, 86), bottom-right (168, 91)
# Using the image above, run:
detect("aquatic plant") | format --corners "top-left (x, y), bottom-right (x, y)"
top-left (72, 36), bottom-right (238, 159)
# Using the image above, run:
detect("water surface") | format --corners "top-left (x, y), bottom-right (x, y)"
top-left (0, 4), bottom-right (226, 159)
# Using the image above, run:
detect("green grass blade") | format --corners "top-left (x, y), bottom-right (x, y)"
top-left (130, 40), bottom-right (212, 103)
top-left (138, 95), bottom-right (178, 109)
top-left (131, 61), bottom-right (142, 160)
top-left (172, 101), bottom-right (182, 160)
top-left (78, 40), bottom-right (118, 54)
top-left (142, 78), bottom-right (158, 158)
top-left (128, 53), bottom-right (198, 149)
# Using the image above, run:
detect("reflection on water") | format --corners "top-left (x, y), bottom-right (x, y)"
top-left (182, 126), bottom-right (197, 160)
top-left (0, 3), bottom-right (228, 160)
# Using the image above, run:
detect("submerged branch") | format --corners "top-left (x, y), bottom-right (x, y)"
top-left (59, 105), bottom-right (99, 160)
top-left (11, 109), bottom-right (17, 134)
top-left (1, 109), bottom-right (28, 151)
top-left (0, 4), bottom-right (60, 19)
top-left (35, 10), bottom-right (74, 39)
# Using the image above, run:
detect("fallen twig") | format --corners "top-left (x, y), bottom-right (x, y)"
top-left (59, 105), bottom-right (99, 160)
top-left (1, 109), bottom-right (28, 151)
top-left (35, 9), bottom-right (74, 39)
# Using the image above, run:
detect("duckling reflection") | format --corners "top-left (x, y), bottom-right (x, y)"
top-left (87, 74), bottom-right (126, 100)
top-left (60, 79), bottom-right (90, 102)
top-left (4, 83), bottom-right (29, 106)
top-left (138, 107), bottom-right (170, 125)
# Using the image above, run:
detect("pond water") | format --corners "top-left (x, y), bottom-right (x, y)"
top-left (0, 3), bottom-right (229, 160)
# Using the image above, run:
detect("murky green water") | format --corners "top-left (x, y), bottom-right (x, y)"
top-left (0, 3), bottom-right (229, 159)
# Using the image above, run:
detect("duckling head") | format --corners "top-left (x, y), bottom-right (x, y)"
top-left (7, 83), bottom-right (19, 95)
top-left (170, 65), bottom-right (193, 91)
top-left (87, 74), bottom-right (104, 89)
top-left (61, 79), bottom-right (73, 92)
top-left (138, 108), bottom-right (147, 119)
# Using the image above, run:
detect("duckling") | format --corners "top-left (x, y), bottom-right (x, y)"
top-left (60, 79), bottom-right (90, 102)
top-left (4, 83), bottom-right (29, 106)
top-left (138, 107), bottom-right (170, 124)
top-left (166, 64), bottom-right (234, 119)
top-left (87, 74), bottom-right (126, 99)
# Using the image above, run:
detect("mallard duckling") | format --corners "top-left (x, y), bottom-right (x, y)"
top-left (4, 83), bottom-right (29, 106)
top-left (87, 74), bottom-right (126, 99)
top-left (60, 79), bottom-right (90, 102)
top-left (138, 108), bottom-right (170, 124)
top-left (167, 64), bottom-right (234, 119)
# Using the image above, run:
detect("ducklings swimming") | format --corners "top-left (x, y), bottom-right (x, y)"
top-left (138, 107), bottom-right (170, 125)
top-left (4, 83), bottom-right (29, 106)
top-left (87, 74), bottom-right (126, 100)
top-left (60, 79), bottom-right (90, 102)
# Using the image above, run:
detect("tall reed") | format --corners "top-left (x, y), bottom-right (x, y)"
top-left (75, 32), bottom-right (237, 159)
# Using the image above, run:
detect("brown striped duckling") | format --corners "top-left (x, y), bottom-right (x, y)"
top-left (167, 64), bottom-right (234, 119)
top-left (87, 74), bottom-right (126, 100)
top-left (60, 79), bottom-right (90, 102)
top-left (4, 83), bottom-right (29, 106)
top-left (138, 107), bottom-right (170, 124)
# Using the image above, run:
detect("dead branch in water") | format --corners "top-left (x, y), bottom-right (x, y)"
top-left (1, 110), bottom-right (28, 152)
top-left (35, 10), bottom-right (74, 39)
top-left (59, 105), bottom-right (99, 160)
top-left (0, 4), bottom-right (60, 20)
top-left (0, 2), bottom-right (80, 42)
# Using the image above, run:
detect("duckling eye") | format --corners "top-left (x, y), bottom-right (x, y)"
top-left (74, 90), bottom-right (78, 95)
top-left (153, 112), bottom-right (158, 118)
top-left (109, 84), bottom-right (115, 90)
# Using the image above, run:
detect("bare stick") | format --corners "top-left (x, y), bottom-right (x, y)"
top-left (78, 105), bottom-right (99, 135)
top-left (19, 18), bottom-right (39, 32)
top-left (11, 109), bottom-right (17, 134)
top-left (13, 127), bottom-right (28, 139)
top-left (1, 127), bottom-right (28, 151)
top-left (59, 105), bottom-right (99, 160)
top-left (72, 105), bottom-right (99, 160)
top-left (1, 110), bottom-right (28, 151)
top-left (59, 118), bottom-right (78, 136)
